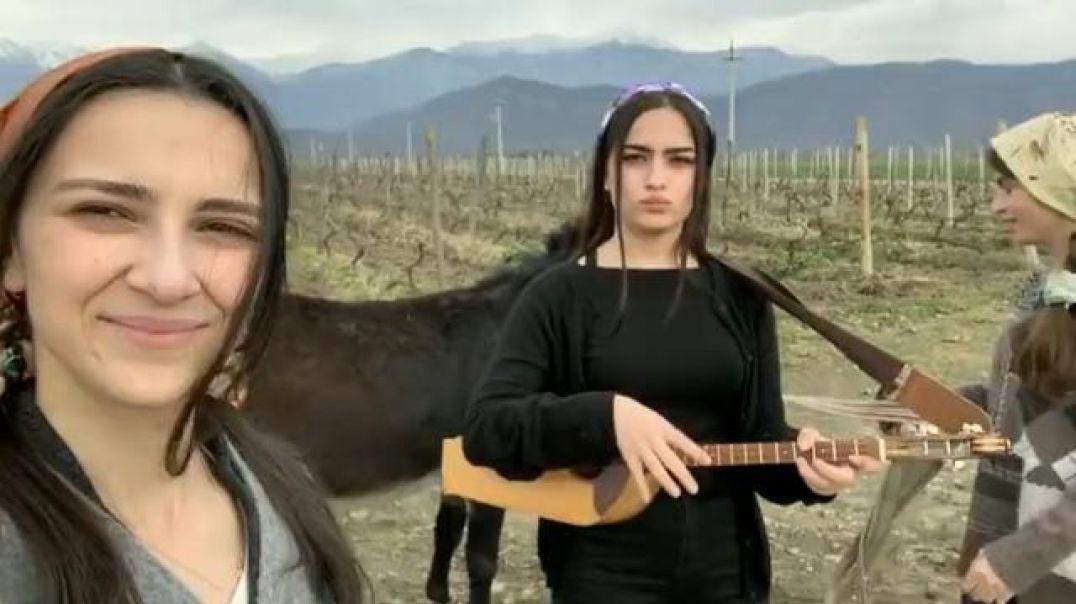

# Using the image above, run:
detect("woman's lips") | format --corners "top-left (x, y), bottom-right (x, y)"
top-left (100, 315), bottom-right (209, 349)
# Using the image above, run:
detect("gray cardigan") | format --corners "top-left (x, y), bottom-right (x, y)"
top-left (0, 391), bottom-right (329, 603)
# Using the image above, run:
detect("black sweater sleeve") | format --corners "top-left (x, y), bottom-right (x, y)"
top-left (462, 268), bottom-right (618, 479)
top-left (747, 300), bottom-right (836, 506)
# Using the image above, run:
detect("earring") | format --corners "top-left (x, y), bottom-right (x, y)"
top-left (0, 337), bottom-right (28, 394)
top-left (0, 292), bottom-right (31, 397)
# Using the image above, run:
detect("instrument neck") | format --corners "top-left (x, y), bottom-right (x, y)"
top-left (695, 438), bottom-right (884, 467)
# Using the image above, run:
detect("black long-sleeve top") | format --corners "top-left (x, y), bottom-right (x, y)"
top-left (462, 255), bottom-right (833, 597)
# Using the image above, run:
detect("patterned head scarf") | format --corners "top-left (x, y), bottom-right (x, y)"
top-left (991, 112), bottom-right (1076, 221)
top-left (0, 46), bottom-right (153, 160)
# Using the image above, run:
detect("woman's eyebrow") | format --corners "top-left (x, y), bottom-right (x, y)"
top-left (622, 144), bottom-right (696, 154)
top-left (199, 198), bottom-right (260, 217)
top-left (53, 177), bottom-right (153, 201)
top-left (52, 178), bottom-right (258, 217)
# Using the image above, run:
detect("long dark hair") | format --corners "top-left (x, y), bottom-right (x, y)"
top-left (1013, 239), bottom-right (1076, 401)
top-left (574, 89), bottom-right (717, 316)
top-left (0, 50), bottom-right (369, 602)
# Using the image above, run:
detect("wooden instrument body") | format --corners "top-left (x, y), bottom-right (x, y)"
top-left (440, 438), bottom-right (637, 526)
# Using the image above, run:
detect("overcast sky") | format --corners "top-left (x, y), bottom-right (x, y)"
top-left (4, 0), bottom-right (1074, 70)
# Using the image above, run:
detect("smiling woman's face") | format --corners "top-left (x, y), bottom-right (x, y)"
top-left (3, 90), bottom-right (261, 410)
top-left (990, 175), bottom-right (1073, 249)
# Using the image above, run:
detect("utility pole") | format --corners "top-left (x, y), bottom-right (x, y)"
top-left (722, 39), bottom-right (742, 225)
top-left (494, 101), bottom-right (505, 176)
top-left (726, 39), bottom-right (741, 152)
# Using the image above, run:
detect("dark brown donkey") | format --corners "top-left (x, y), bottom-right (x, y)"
top-left (242, 223), bottom-right (578, 604)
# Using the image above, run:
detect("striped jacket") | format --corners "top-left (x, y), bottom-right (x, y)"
top-left (959, 273), bottom-right (1076, 601)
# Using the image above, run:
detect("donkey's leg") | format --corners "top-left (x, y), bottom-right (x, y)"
top-left (426, 494), bottom-right (468, 603)
top-left (465, 501), bottom-right (506, 604)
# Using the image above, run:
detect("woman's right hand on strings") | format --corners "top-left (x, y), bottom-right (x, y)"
top-left (612, 394), bottom-right (711, 500)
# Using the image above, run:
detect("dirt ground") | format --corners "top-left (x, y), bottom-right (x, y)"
top-left (328, 268), bottom-right (1020, 604)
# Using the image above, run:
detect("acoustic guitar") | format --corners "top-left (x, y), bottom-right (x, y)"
top-left (441, 432), bottom-right (1009, 526)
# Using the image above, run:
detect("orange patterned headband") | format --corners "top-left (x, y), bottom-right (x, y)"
top-left (0, 46), bottom-right (155, 159)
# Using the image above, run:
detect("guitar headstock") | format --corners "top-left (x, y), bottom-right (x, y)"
top-left (885, 432), bottom-right (1010, 460)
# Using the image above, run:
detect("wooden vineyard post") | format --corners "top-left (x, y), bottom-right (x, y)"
top-left (906, 146), bottom-right (915, 211)
top-left (740, 153), bottom-right (748, 194)
top-left (762, 148), bottom-right (771, 205)
top-left (748, 151), bottom-right (756, 195)
top-left (855, 116), bottom-right (874, 277)
top-left (945, 134), bottom-right (954, 228)
top-left (887, 146), bottom-right (894, 191)
top-left (425, 126), bottom-right (445, 289)
top-left (831, 147), bottom-right (841, 205)
top-left (406, 121), bottom-right (415, 177)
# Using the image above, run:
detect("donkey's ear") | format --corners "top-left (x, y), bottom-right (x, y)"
top-left (545, 221), bottom-right (578, 257)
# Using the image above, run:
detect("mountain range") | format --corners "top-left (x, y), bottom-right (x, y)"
top-left (264, 41), bottom-right (831, 130)
top-left (317, 59), bottom-right (1076, 154)
top-left (3, 38), bottom-right (1075, 154)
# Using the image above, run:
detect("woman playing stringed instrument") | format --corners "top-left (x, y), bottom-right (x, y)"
top-left (462, 82), bottom-right (881, 603)
top-left (958, 113), bottom-right (1076, 604)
